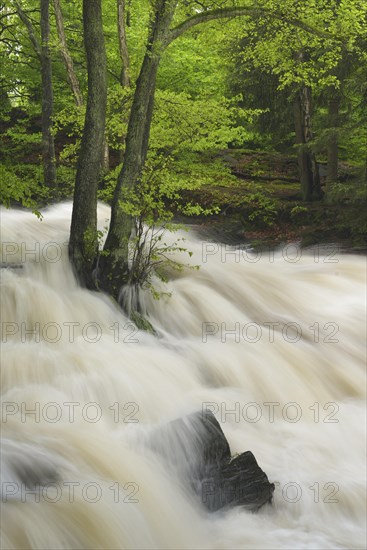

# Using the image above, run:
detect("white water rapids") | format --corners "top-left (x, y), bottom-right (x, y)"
top-left (0, 202), bottom-right (366, 549)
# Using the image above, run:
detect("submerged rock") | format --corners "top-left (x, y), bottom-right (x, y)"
top-left (152, 411), bottom-right (275, 512)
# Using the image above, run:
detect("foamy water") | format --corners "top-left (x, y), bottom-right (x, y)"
top-left (0, 203), bottom-right (366, 549)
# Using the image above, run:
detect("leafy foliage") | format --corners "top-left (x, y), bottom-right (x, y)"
top-left (1, 0), bottom-right (366, 274)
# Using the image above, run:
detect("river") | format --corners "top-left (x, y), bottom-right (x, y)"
top-left (1, 202), bottom-right (365, 549)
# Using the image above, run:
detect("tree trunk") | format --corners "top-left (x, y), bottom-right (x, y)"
top-left (98, 0), bottom-right (177, 300)
top-left (98, 53), bottom-right (160, 298)
top-left (69, 0), bottom-right (107, 288)
top-left (52, 0), bottom-right (83, 108)
top-left (117, 0), bottom-right (132, 163)
top-left (126, 0), bottom-right (131, 28)
top-left (40, 0), bottom-right (56, 189)
top-left (294, 86), bottom-right (321, 201)
top-left (54, 0), bottom-right (110, 176)
top-left (294, 91), bottom-right (313, 201)
top-left (326, 91), bottom-right (340, 191)
top-left (117, 0), bottom-right (131, 87)
top-left (102, 138), bottom-right (110, 172)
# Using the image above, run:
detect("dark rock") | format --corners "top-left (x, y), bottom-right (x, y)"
top-left (200, 450), bottom-right (275, 512)
top-left (152, 411), bottom-right (274, 512)
top-left (13, 462), bottom-right (60, 489)
top-left (149, 410), bottom-right (231, 484)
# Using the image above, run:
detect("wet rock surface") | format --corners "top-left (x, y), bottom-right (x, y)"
top-left (153, 411), bottom-right (275, 512)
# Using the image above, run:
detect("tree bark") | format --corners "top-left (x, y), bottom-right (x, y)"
top-left (53, 0), bottom-right (110, 174)
top-left (326, 91), bottom-right (340, 191)
top-left (117, 0), bottom-right (132, 163)
top-left (117, 0), bottom-right (131, 87)
top-left (294, 92), bottom-right (313, 202)
top-left (52, 0), bottom-right (83, 107)
top-left (69, 0), bottom-right (107, 288)
top-left (14, 1), bottom-right (42, 58)
top-left (102, 138), bottom-right (110, 172)
top-left (294, 86), bottom-right (321, 201)
top-left (167, 6), bottom-right (333, 44)
top-left (98, 0), bottom-right (177, 299)
top-left (40, 0), bottom-right (57, 189)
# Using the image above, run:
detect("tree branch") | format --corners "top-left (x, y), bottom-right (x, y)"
top-left (167, 6), bottom-right (333, 45)
top-left (0, 10), bottom-right (18, 20)
top-left (13, 0), bottom-right (41, 59)
top-left (52, 0), bottom-right (83, 107)
top-left (0, 8), bottom-right (39, 21)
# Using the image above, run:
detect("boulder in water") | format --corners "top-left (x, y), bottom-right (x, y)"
top-left (200, 449), bottom-right (275, 512)
top-left (152, 411), bottom-right (275, 512)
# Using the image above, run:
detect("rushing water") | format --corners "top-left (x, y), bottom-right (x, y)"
top-left (0, 203), bottom-right (366, 549)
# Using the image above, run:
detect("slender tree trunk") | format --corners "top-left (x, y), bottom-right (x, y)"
top-left (40, 0), bottom-right (56, 189)
top-left (16, 0), bottom-right (57, 189)
top-left (326, 91), bottom-right (340, 191)
top-left (117, 0), bottom-right (132, 163)
top-left (98, 0), bottom-right (177, 299)
top-left (52, 0), bottom-right (83, 107)
top-left (294, 86), bottom-right (321, 201)
top-left (294, 91), bottom-right (313, 201)
top-left (69, 0), bottom-right (107, 287)
top-left (102, 139), bottom-right (110, 172)
top-left (117, 0), bottom-right (131, 87)
top-left (126, 0), bottom-right (131, 27)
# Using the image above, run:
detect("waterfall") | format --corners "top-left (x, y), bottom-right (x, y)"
top-left (1, 202), bottom-right (365, 549)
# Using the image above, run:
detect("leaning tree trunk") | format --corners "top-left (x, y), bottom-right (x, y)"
top-left (98, 0), bottom-right (177, 300)
top-left (52, 0), bottom-right (83, 107)
top-left (98, 51), bottom-right (160, 298)
top-left (69, 0), bottom-right (107, 288)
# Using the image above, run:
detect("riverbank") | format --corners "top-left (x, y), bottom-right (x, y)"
top-left (177, 150), bottom-right (366, 253)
